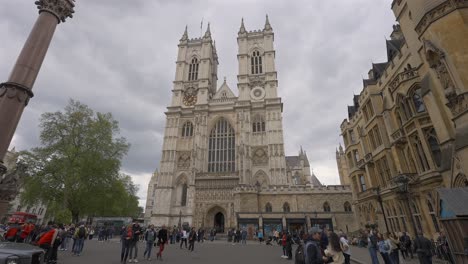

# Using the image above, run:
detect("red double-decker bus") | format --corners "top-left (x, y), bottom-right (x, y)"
top-left (8, 212), bottom-right (38, 224)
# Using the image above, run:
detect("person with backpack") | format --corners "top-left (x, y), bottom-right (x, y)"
top-left (143, 225), bottom-right (156, 260)
top-left (73, 223), bottom-right (87, 256)
top-left (295, 226), bottom-right (324, 264)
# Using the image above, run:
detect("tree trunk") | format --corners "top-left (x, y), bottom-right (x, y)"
top-left (72, 211), bottom-right (79, 224)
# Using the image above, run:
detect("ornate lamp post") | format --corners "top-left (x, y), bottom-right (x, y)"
top-left (394, 174), bottom-right (418, 237)
top-left (375, 186), bottom-right (389, 232)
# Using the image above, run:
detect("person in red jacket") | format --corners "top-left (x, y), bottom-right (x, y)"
top-left (120, 224), bottom-right (133, 264)
top-left (4, 222), bottom-right (21, 242)
top-left (38, 222), bottom-right (59, 264)
top-left (18, 222), bottom-right (34, 243)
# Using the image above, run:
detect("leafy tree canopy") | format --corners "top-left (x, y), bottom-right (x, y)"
top-left (20, 99), bottom-right (140, 222)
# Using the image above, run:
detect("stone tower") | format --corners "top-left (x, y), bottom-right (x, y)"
top-left (335, 144), bottom-right (350, 185)
top-left (151, 25), bottom-right (218, 227)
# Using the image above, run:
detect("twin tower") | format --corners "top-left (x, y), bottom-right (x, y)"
top-left (171, 16), bottom-right (278, 108)
top-left (148, 16), bottom-right (322, 229)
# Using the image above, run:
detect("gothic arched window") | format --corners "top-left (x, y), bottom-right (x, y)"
top-left (344, 202), bottom-right (352, 212)
top-left (412, 135), bottom-right (430, 172)
top-left (412, 88), bottom-right (426, 113)
top-left (427, 194), bottom-right (440, 232)
top-left (188, 57), bottom-right (199, 81)
top-left (181, 184), bottom-right (188, 206)
top-left (252, 115), bottom-right (265, 133)
top-left (425, 129), bottom-right (441, 167)
top-left (265, 203), bottom-right (272, 212)
top-left (323, 202), bottom-right (331, 212)
top-left (182, 122), bottom-right (194, 137)
top-left (283, 202), bottom-right (291, 213)
top-left (293, 172), bottom-right (301, 185)
top-left (251, 50), bottom-right (263, 74)
top-left (208, 118), bottom-right (235, 172)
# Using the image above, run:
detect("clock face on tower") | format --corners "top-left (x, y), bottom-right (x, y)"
top-left (183, 87), bottom-right (198, 106)
top-left (250, 86), bottom-right (265, 100)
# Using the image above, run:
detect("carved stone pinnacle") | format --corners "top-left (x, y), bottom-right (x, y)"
top-left (35, 0), bottom-right (75, 23)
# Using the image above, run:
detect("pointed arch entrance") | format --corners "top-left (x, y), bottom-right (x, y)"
top-left (214, 212), bottom-right (225, 233)
top-left (206, 205), bottom-right (227, 233)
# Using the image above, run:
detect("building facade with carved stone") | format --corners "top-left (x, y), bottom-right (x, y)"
top-left (145, 18), bottom-right (357, 236)
top-left (337, 0), bottom-right (468, 238)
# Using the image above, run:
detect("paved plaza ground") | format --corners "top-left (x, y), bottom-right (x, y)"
top-left (58, 239), bottom-right (299, 264)
top-left (57, 239), bottom-right (448, 264)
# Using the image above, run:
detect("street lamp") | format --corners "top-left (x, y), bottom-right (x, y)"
top-left (394, 173), bottom-right (418, 237)
top-left (375, 186), bottom-right (389, 233)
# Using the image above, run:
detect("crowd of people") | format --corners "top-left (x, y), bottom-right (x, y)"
top-left (2, 220), bottom-right (96, 263)
top-left (350, 228), bottom-right (454, 264)
top-left (2, 219), bottom-right (456, 264)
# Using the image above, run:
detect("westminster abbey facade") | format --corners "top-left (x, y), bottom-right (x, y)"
top-left (145, 17), bottom-right (357, 237)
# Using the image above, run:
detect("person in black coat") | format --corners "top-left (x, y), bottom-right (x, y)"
top-left (414, 232), bottom-right (433, 264)
top-left (156, 225), bottom-right (168, 260)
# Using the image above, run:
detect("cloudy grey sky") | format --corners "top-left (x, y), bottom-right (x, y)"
top-left (1, 0), bottom-right (396, 207)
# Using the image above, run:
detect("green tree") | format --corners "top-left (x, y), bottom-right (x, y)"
top-left (20, 99), bottom-right (139, 222)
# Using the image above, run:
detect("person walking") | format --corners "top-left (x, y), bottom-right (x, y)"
top-left (400, 232), bottom-right (413, 259)
top-left (286, 232), bottom-right (293, 260)
top-left (281, 232), bottom-right (288, 258)
top-left (188, 227), bottom-right (197, 252)
top-left (88, 227), bottom-right (95, 240)
top-left (120, 224), bottom-right (133, 264)
top-left (156, 225), bottom-right (168, 260)
top-left (143, 225), bottom-right (156, 260)
top-left (368, 229), bottom-right (380, 264)
top-left (338, 231), bottom-right (351, 264)
top-left (73, 223), bottom-right (87, 256)
top-left (323, 232), bottom-right (345, 263)
top-left (414, 231), bottom-right (433, 264)
top-left (389, 232), bottom-right (401, 264)
top-left (377, 232), bottom-right (392, 264)
top-left (258, 229), bottom-right (264, 243)
top-left (241, 228), bottom-right (247, 245)
top-left (180, 229), bottom-right (188, 249)
top-left (128, 222), bottom-right (141, 263)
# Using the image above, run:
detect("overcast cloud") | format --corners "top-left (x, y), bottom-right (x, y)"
top-left (0, 0), bottom-right (396, 207)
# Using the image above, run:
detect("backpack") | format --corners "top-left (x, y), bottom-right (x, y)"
top-left (78, 227), bottom-right (86, 238)
top-left (294, 244), bottom-right (306, 264)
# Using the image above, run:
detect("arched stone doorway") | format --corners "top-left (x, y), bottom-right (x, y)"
top-left (214, 212), bottom-right (225, 233)
top-left (206, 205), bottom-right (227, 233)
